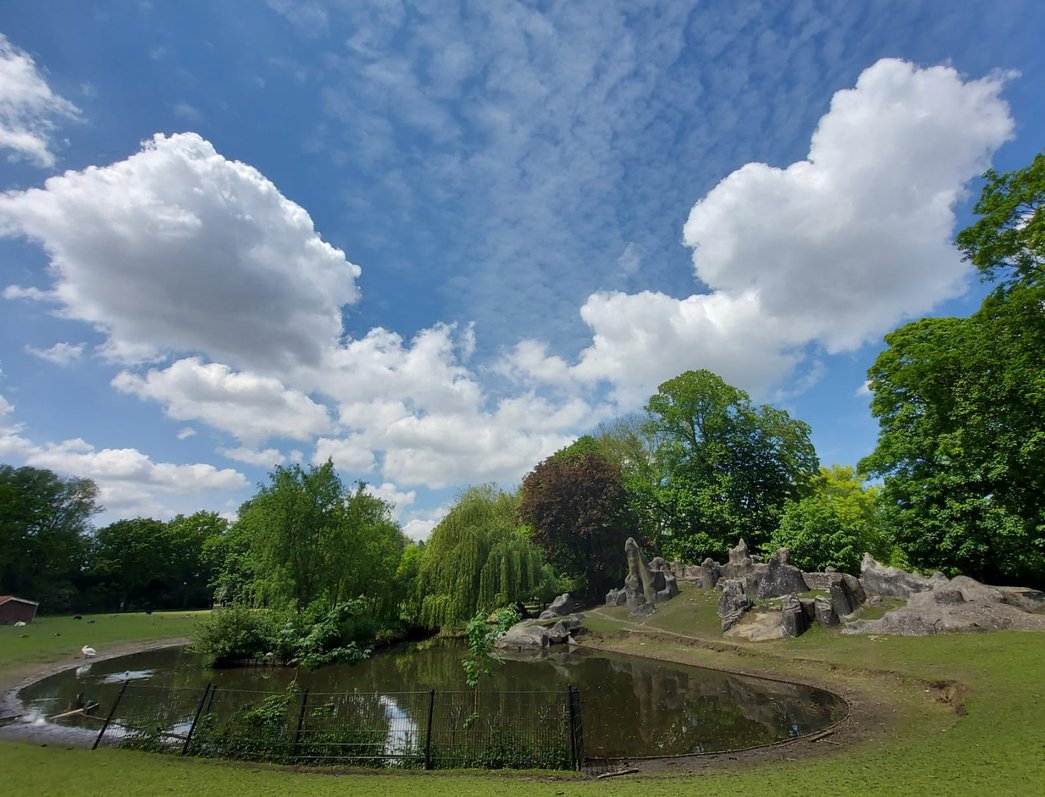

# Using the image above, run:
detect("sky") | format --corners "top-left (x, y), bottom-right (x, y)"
top-left (0, 1), bottom-right (1043, 539)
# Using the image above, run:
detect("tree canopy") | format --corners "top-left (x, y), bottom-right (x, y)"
top-left (862, 152), bottom-right (1045, 585)
top-left (769, 466), bottom-right (889, 574)
top-left (518, 445), bottom-right (633, 601)
top-left (416, 485), bottom-right (553, 629)
top-left (0, 465), bottom-right (99, 609)
top-left (638, 370), bottom-right (819, 562)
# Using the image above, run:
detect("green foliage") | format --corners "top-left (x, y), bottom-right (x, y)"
top-left (863, 153), bottom-right (1045, 585)
top-left (518, 449), bottom-right (633, 601)
top-left (0, 464), bottom-right (99, 610)
top-left (230, 462), bottom-right (407, 618)
top-left (956, 150), bottom-right (1043, 288)
top-left (188, 604), bottom-right (277, 664)
top-left (462, 605), bottom-right (521, 688)
top-left (770, 466), bottom-right (889, 574)
top-left (191, 689), bottom-right (295, 762)
top-left (272, 599), bottom-right (373, 668)
top-left (416, 485), bottom-right (545, 630)
top-left (639, 370), bottom-right (819, 562)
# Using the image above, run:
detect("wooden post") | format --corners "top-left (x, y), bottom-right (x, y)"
top-left (181, 683), bottom-right (212, 755)
top-left (92, 678), bottom-right (131, 750)
top-left (423, 689), bottom-right (435, 770)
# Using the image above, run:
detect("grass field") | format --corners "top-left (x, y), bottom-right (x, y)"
top-left (2, 593), bottom-right (1043, 796)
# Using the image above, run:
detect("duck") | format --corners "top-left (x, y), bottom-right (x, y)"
top-left (81, 645), bottom-right (97, 658)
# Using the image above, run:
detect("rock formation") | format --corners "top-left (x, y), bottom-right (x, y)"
top-left (859, 554), bottom-right (932, 599)
top-left (538, 593), bottom-right (575, 620)
top-left (746, 549), bottom-right (809, 600)
top-left (606, 537), bottom-right (679, 618)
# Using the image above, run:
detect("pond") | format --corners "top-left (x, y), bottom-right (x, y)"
top-left (2, 640), bottom-right (846, 761)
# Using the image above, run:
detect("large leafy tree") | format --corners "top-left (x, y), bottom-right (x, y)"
top-left (769, 466), bottom-right (889, 574)
top-left (862, 152), bottom-right (1045, 585)
top-left (86, 517), bottom-right (174, 608)
top-left (639, 370), bottom-right (818, 562)
top-left (518, 442), bottom-right (633, 602)
top-left (416, 485), bottom-right (552, 629)
top-left (233, 461), bottom-right (406, 611)
top-left (0, 465), bottom-right (99, 609)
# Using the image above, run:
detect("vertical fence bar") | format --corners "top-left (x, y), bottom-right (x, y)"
top-left (291, 688), bottom-right (310, 759)
top-left (181, 683), bottom-right (212, 756)
top-left (205, 685), bottom-right (218, 714)
top-left (423, 689), bottom-right (435, 770)
top-left (567, 685), bottom-right (583, 772)
top-left (92, 678), bottom-right (131, 750)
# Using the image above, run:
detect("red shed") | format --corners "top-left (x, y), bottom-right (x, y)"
top-left (0, 596), bottom-right (39, 624)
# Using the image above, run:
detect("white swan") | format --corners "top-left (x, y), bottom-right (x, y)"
top-left (81, 645), bottom-right (96, 658)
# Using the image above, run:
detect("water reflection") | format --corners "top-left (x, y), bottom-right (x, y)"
top-left (4, 642), bottom-right (845, 759)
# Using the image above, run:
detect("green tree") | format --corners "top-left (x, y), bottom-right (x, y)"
top-left (769, 466), bottom-right (889, 574)
top-left (862, 153), bottom-right (1045, 585)
top-left (640, 370), bottom-right (819, 562)
top-left (166, 511), bottom-right (228, 608)
top-left (416, 485), bottom-right (550, 629)
top-left (955, 151), bottom-right (1043, 288)
top-left (0, 465), bottom-right (98, 610)
top-left (233, 462), bottom-right (406, 612)
top-left (518, 446), bottom-right (633, 601)
top-left (87, 517), bottom-right (174, 608)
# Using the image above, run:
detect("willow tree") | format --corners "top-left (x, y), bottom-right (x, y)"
top-left (416, 485), bottom-right (551, 630)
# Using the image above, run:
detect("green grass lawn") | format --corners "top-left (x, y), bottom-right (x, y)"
top-left (2, 596), bottom-right (1044, 796)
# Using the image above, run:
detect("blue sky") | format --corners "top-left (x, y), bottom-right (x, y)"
top-left (0, 1), bottom-right (1042, 538)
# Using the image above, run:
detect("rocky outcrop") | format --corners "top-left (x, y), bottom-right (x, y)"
top-left (781, 594), bottom-right (810, 638)
top-left (606, 537), bottom-right (679, 618)
top-left (747, 549), bottom-right (809, 600)
top-left (496, 613), bottom-right (585, 650)
top-left (718, 578), bottom-right (752, 632)
top-left (814, 595), bottom-right (837, 626)
top-left (538, 593), bottom-right (575, 620)
top-left (843, 572), bottom-right (1045, 636)
top-left (700, 558), bottom-right (721, 590)
top-left (830, 574), bottom-right (866, 618)
top-left (860, 554), bottom-right (932, 599)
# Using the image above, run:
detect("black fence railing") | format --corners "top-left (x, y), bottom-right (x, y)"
top-left (90, 680), bottom-right (584, 771)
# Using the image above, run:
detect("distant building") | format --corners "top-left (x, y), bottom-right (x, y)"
top-left (0, 595), bottom-right (40, 624)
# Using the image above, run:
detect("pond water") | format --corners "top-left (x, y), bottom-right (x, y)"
top-left (3, 641), bottom-right (846, 760)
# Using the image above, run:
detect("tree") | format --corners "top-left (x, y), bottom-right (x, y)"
top-left (518, 446), bottom-right (633, 602)
top-left (955, 151), bottom-right (1043, 288)
top-left (166, 511), bottom-right (228, 608)
top-left (860, 287), bottom-right (1045, 583)
top-left (415, 485), bottom-right (551, 629)
top-left (86, 517), bottom-right (175, 609)
top-left (233, 462), bottom-right (406, 612)
top-left (640, 370), bottom-right (819, 562)
top-left (0, 465), bottom-right (98, 610)
top-left (862, 152), bottom-right (1045, 585)
top-left (769, 466), bottom-right (889, 574)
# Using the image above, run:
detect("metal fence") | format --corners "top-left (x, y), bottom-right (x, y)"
top-left (90, 680), bottom-right (584, 771)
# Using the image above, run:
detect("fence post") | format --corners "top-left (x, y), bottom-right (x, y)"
top-left (92, 678), bottom-right (131, 750)
top-left (291, 688), bottom-right (310, 758)
top-left (181, 682), bottom-right (212, 756)
top-left (567, 685), bottom-right (583, 772)
top-left (423, 689), bottom-right (435, 770)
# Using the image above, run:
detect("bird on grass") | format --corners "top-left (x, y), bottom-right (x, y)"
top-left (81, 645), bottom-right (96, 658)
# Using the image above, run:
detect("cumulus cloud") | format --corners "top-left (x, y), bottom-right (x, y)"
top-left (26, 341), bottom-right (85, 365)
top-left (176, 426), bottom-right (197, 440)
top-left (0, 132), bottom-right (360, 371)
top-left (0, 34), bottom-right (79, 167)
top-left (218, 446), bottom-right (286, 468)
top-left (363, 481), bottom-right (416, 517)
top-left (0, 407), bottom-right (247, 519)
top-left (113, 358), bottom-right (332, 445)
top-left (514, 59), bottom-right (1014, 403)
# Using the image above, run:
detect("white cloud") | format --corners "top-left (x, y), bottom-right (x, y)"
top-left (856, 380), bottom-right (872, 397)
top-left (0, 34), bottom-right (79, 167)
top-left (26, 341), bottom-right (85, 365)
top-left (176, 426), bottom-right (197, 440)
top-left (402, 517), bottom-right (438, 542)
top-left (113, 358), bottom-right (331, 445)
top-left (218, 446), bottom-right (286, 468)
top-left (312, 435), bottom-right (376, 472)
top-left (0, 132), bottom-right (361, 371)
top-left (514, 59), bottom-right (1015, 404)
top-left (363, 481), bottom-right (416, 518)
top-left (0, 417), bottom-right (247, 519)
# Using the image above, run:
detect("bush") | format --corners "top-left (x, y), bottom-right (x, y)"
top-left (188, 604), bottom-right (276, 664)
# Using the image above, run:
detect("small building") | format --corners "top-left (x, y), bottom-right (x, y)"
top-left (0, 595), bottom-right (39, 624)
